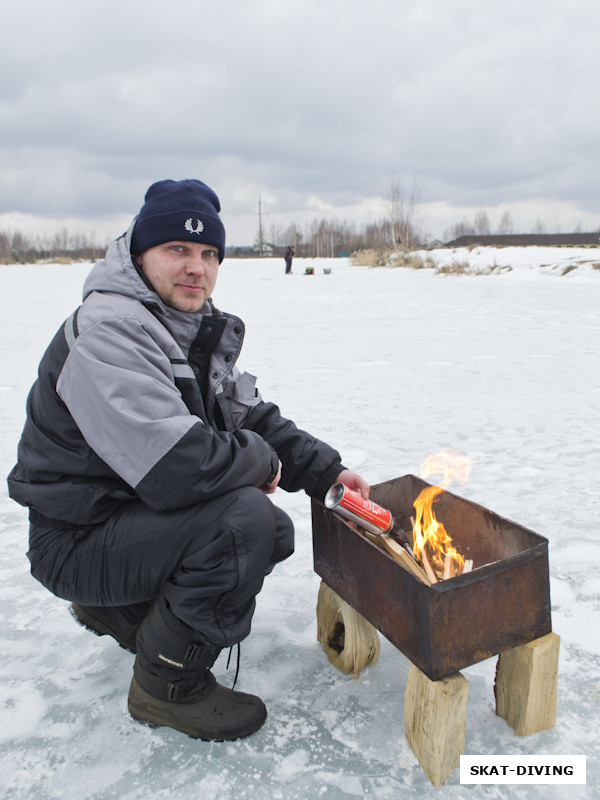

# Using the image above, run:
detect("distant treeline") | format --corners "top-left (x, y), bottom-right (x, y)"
top-left (235, 207), bottom-right (600, 258)
top-left (0, 229), bottom-right (110, 264)
top-left (248, 216), bottom-right (421, 258)
top-left (4, 207), bottom-right (600, 264)
top-left (2, 220), bottom-right (408, 263)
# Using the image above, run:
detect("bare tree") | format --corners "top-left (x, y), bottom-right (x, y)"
top-left (474, 210), bottom-right (491, 235)
top-left (280, 223), bottom-right (302, 251)
top-left (497, 210), bottom-right (514, 235)
top-left (0, 231), bottom-right (10, 261)
top-left (385, 177), bottom-right (421, 251)
top-left (443, 218), bottom-right (476, 242)
top-left (531, 218), bottom-right (546, 234)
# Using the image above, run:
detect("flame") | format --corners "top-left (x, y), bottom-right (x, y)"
top-left (412, 449), bottom-right (471, 576)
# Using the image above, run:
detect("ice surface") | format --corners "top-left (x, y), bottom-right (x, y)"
top-left (1, 251), bottom-right (598, 798)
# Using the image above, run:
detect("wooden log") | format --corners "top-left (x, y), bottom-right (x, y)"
top-left (404, 663), bottom-right (469, 788)
top-left (316, 581), bottom-right (380, 674)
top-left (419, 547), bottom-right (438, 584)
top-left (378, 534), bottom-right (433, 585)
top-left (443, 553), bottom-right (454, 580)
top-left (360, 530), bottom-right (432, 585)
top-left (494, 632), bottom-right (560, 736)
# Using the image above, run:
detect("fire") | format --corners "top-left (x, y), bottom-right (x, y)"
top-left (412, 450), bottom-right (471, 577)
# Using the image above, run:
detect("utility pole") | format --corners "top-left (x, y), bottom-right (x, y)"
top-left (257, 195), bottom-right (264, 256)
top-left (255, 195), bottom-right (270, 256)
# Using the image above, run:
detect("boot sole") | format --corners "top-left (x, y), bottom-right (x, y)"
top-left (70, 604), bottom-right (137, 654)
top-left (128, 681), bottom-right (267, 741)
top-left (128, 705), bottom-right (265, 742)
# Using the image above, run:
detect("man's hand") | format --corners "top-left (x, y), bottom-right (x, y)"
top-left (260, 460), bottom-right (282, 494)
top-left (335, 469), bottom-right (370, 499)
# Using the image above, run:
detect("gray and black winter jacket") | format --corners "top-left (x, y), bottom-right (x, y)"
top-left (8, 225), bottom-right (344, 526)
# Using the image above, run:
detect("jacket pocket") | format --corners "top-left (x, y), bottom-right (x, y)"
top-left (221, 372), bottom-right (262, 429)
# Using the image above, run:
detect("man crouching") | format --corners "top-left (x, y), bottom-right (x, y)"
top-left (8, 179), bottom-right (369, 741)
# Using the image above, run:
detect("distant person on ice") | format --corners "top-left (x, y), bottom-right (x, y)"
top-left (284, 244), bottom-right (294, 273)
top-left (7, 179), bottom-right (369, 742)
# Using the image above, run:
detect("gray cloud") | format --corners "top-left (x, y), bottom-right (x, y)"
top-left (2, 0), bottom-right (600, 243)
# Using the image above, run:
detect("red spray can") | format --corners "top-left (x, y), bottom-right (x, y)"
top-left (324, 483), bottom-right (394, 534)
top-left (324, 483), bottom-right (414, 555)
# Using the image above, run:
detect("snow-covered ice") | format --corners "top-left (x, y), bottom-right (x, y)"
top-left (1, 249), bottom-right (598, 798)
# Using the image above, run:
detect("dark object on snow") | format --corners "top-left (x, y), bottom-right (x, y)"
top-left (284, 245), bottom-right (294, 274)
top-left (445, 233), bottom-right (600, 248)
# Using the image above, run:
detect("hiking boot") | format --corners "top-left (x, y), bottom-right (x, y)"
top-left (128, 664), bottom-right (267, 741)
top-left (70, 603), bottom-right (148, 653)
top-left (129, 597), bottom-right (267, 740)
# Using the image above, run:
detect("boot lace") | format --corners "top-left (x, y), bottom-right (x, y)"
top-left (226, 643), bottom-right (241, 689)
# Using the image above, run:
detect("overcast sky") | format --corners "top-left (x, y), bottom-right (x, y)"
top-left (2, 0), bottom-right (600, 246)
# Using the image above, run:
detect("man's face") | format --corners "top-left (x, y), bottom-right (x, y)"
top-left (135, 241), bottom-right (220, 313)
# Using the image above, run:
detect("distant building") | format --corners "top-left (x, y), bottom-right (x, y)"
top-left (225, 246), bottom-right (255, 258)
top-left (225, 243), bottom-right (283, 258)
top-left (255, 242), bottom-right (277, 257)
top-left (444, 233), bottom-right (600, 248)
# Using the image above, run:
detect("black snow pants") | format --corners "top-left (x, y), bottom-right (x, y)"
top-left (27, 486), bottom-right (295, 648)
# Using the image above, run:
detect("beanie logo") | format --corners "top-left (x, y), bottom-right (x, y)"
top-left (185, 218), bottom-right (204, 234)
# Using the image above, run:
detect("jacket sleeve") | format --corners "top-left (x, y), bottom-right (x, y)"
top-left (57, 317), bottom-right (277, 510)
top-left (245, 400), bottom-right (345, 501)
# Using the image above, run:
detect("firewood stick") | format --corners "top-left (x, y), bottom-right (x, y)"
top-left (410, 515), bottom-right (438, 582)
top-left (380, 534), bottom-right (434, 585)
top-left (443, 553), bottom-right (455, 580)
top-left (463, 559), bottom-right (473, 573)
top-left (420, 547), bottom-right (438, 584)
top-left (362, 530), bottom-right (433, 585)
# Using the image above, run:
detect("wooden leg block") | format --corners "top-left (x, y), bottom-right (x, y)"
top-left (316, 581), bottom-right (380, 674)
top-left (404, 663), bottom-right (469, 789)
top-left (495, 632), bottom-right (560, 736)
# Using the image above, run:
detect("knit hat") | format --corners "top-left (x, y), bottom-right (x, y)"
top-left (131, 179), bottom-right (226, 262)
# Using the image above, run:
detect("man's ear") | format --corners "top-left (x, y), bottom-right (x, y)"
top-left (134, 253), bottom-right (143, 266)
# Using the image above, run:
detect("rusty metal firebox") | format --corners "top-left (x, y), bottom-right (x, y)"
top-left (311, 474), bottom-right (552, 681)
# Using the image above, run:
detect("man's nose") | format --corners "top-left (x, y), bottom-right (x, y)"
top-left (184, 253), bottom-right (206, 274)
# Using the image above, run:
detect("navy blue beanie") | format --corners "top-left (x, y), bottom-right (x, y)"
top-left (131, 179), bottom-right (226, 262)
